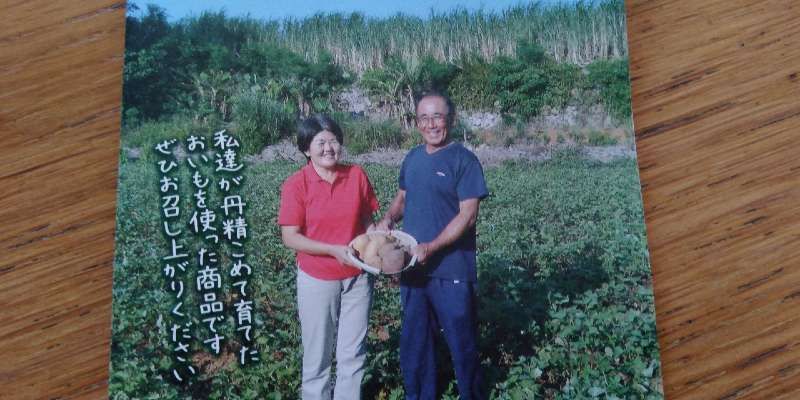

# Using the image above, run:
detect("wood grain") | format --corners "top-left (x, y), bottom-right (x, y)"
top-left (1, 1), bottom-right (124, 399)
top-left (629, 1), bottom-right (800, 399)
top-left (1, 0), bottom-right (798, 399)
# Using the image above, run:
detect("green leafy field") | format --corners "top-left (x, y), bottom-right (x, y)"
top-left (110, 151), bottom-right (661, 399)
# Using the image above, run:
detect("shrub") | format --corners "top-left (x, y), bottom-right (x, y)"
top-left (587, 130), bottom-right (618, 146)
top-left (238, 44), bottom-right (351, 116)
top-left (360, 58), bottom-right (417, 128)
top-left (585, 58), bottom-right (632, 122)
top-left (361, 56), bottom-right (458, 128)
top-left (231, 89), bottom-right (296, 155)
top-left (449, 59), bottom-right (495, 111)
top-left (490, 42), bottom-right (581, 120)
top-left (120, 115), bottom-right (199, 162)
top-left (188, 70), bottom-right (236, 122)
top-left (450, 119), bottom-right (476, 145)
top-left (123, 5), bottom-right (182, 121)
top-left (340, 117), bottom-right (405, 155)
top-left (416, 56), bottom-right (458, 93)
top-left (303, 52), bottom-right (353, 114)
top-left (123, 39), bottom-right (183, 122)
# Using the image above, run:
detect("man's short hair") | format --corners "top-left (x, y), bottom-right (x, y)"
top-left (415, 91), bottom-right (456, 129)
top-left (296, 114), bottom-right (344, 159)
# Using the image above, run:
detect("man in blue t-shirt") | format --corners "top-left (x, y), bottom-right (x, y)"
top-left (376, 92), bottom-right (488, 400)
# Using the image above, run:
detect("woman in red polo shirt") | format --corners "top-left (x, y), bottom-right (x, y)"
top-left (278, 114), bottom-right (379, 400)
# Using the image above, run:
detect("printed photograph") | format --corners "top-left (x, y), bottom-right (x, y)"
top-left (111, 0), bottom-right (663, 398)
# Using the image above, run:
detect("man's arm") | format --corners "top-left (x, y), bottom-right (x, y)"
top-left (414, 198), bottom-right (480, 264)
top-left (281, 225), bottom-right (353, 266)
top-left (374, 189), bottom-right (406, 231)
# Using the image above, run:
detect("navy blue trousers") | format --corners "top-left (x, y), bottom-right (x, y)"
top-left (400, 278), bottom-right (484, 400)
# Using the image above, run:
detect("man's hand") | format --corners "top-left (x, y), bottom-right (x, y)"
top-left (412, 242), bottom-right (433, 264)
top-left (413, 198), bottom-right (480, 264)
top-left (375, 189), bottom-right (406, 232)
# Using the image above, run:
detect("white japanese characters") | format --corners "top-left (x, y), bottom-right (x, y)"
top-left (154, 130), bottom-right (257, 383)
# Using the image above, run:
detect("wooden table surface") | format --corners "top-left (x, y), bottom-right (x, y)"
top-left (2, 0), bottom-right (799, 399)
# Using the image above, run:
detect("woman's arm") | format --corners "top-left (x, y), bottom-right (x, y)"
top-left (281, 225), bottom-right (354, 266)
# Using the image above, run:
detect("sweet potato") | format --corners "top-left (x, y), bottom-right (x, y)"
top-left (364, 254), bottom-right (382, 269)
top-left (363, 239), bottom-right (382, 262)
top-left (352, 233), bottom-right (370, 256)
top-left (378, 242), bottom-right (401, 257)
top-left (370, 234), bottom-right (390, 248)
top-left (381, 248), bottom-right (406, 273)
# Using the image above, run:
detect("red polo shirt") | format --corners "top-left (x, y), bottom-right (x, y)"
top-left (278, 163), bottom-right (379, 280)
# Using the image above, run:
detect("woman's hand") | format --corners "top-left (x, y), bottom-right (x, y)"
top-left (282, 226), bottom-right (356, 267)
top-left (329, 245), bottom-right (355, 266)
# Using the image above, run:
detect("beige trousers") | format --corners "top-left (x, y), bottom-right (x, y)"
top-left (296, 268), bottom-right (374, 400)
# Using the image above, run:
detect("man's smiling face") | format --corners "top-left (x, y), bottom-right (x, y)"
top-left (416, 96), bottom-right (450, 152)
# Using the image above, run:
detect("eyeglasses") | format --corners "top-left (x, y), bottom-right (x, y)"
top-left (416, 114), bottom-right (447, 127)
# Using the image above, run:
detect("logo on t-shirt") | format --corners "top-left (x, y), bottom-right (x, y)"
top-left (436, 171), bottom-right (446, 177)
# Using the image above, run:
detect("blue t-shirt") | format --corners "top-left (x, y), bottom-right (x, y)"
top-left (399, 143), bottom-right (489, 282)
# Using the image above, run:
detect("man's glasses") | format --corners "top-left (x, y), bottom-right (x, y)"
top-left (416, 114), bottom-right (447, 127)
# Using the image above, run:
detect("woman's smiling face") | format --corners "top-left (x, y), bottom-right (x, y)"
top-left (305, 130), bottom-right (341, 170)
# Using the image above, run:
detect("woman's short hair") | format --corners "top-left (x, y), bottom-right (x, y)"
top-left (297, 114), bottom-right (344, 158)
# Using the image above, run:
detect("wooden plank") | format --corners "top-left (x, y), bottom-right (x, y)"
top-left (629, 0), bottom-right (800, 399)
top-left (0, 1), bottom-right (124, 399)
top-left (1, 0), bottom-right (799, 399)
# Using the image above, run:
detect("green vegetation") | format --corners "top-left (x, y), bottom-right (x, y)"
top-left (114, 3), bottom-right (655, 398)
top-left (360, 56), bottom-right (457, 129)
top-left (585, 58), bottom-right (633, 123)
top-left (490, 42), bottom-right (581, 120)
top-left (449, 59), bottom-right (495, 111)
top-left (338, 116), bottom-right (409, 154)
top-left (277, 1), bottom-right (627, 72)
top-left (231, 88), bottom-right (295, 155)
top-left (122, 1), bottom-right (633, 156)
top-left (110, 149), bottom-right (661, 399)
